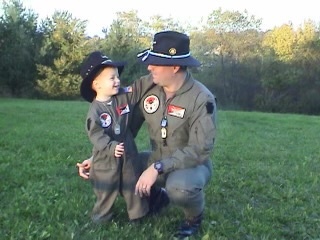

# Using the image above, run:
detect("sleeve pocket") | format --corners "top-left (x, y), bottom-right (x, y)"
top-left (198, 115), bottom-right (215, 148)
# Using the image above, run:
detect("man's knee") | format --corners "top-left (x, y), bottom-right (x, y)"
top-left (166, 184), bottom-right (203, 207)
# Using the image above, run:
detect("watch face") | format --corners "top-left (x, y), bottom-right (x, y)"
top-left (154, 161), bottom-right (163, 173)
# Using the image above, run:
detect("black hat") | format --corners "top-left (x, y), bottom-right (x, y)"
top-left (137, 31), bottom-right (200, 67)
top-left (80, 51), bottom-right (126, 102)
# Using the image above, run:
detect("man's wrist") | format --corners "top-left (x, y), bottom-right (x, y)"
top-left (154, 161), bottom-right (164, 175)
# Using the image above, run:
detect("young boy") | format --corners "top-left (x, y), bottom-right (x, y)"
top-left (78, 51), bottom-right (153, 223)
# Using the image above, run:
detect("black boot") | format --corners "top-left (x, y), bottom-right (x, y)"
top-left (174, 212), bottom-right (203, 239)
top-left (148, 187), bottom-right (170, 215)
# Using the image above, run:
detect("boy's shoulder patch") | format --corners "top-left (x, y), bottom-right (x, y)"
top-left (123, 86), bottom-right (133, 93)
top-left (117, 86), bottom-right (132, 95)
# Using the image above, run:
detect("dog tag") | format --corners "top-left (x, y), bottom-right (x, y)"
top-left (161, 117), bottom-right (167, 127)
top-left (114, 123), bottom-right (121, 135)
top-left (161, 128), bottom-right (167, 139)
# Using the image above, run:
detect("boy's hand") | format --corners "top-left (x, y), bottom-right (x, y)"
top-left (115, 142), bottom-right (124, 158)
top-left (76, 159), bottom-right (91, 179)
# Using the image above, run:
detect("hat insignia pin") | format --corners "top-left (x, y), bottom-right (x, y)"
top-left (169, 48), bottom-right (176, 55)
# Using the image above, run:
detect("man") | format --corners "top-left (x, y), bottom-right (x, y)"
top-left (78, 30), bottom-right (217, 239)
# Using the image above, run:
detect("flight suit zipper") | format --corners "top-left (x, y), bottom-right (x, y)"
top-left (160, 93), bottom-right (175, 147)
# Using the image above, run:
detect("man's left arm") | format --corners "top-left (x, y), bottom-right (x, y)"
top-left (161, 93), bottom-right (217, 173)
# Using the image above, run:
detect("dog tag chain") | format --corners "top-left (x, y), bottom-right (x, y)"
top-left (160, 117), bottom-right (168, 146)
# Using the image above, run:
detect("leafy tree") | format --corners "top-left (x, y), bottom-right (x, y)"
top-left (259, 22), bottom-right (320, 113)
top-left (293, 21), bottom-right (320, 114)
top-left (99, 10), bottom-right (147, 84)
top-left (36, 11), bottom-right (88, 98)
top-left (145, 15), bottom-right (186, 34)
top-left (262, 24), bottom-right (296, 62)
top-left (206, 8), bottom-right (262, 33)
top-left (196, 9), bottom-right (263, 108)
top-left (99, 11), bottom-right (187, 84)
top-left (0, 0), bottom-right (39, 96)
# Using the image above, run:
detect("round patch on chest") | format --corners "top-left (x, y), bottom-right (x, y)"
top-left (99, 113), bottom-right (112, 128)
top-left (143, 95), bottom-right (160, 114)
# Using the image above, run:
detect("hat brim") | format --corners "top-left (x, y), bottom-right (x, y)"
top-left (137, 52), bottom-right (200, 67)
top-left (80, 62), bottom-right (125, 102)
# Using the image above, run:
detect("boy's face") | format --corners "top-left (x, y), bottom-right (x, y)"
top-left (92, 67), bottom-right (121, 98)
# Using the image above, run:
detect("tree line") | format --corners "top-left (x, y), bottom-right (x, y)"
top-left (1, 0), bottom-right (319, 114)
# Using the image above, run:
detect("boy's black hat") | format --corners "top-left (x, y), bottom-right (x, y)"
top-left (80, 51), bottom-right (125, 102)
top-left (137, 31), bottom-right (200, 67)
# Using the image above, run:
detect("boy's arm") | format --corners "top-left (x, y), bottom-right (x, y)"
top-left (86, 115), bottom-right (118, 154)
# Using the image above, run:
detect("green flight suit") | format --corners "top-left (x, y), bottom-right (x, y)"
top-left (86, 77), bottom-right (154, 221)
top-left (137, 71), bottom-right (217, 218)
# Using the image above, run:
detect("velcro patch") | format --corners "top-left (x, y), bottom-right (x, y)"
top-left (168, 104), bottom-right (185, 118)
top-left (206, 102), bottom-right (214, 114)
top-left (116, 104), bottom-right (130, 115)
top-left (87, 118), bottom-right (92, 131)
top-left (123, 86), bottom-right (133, 93)
top-left (100, 113), bottom-right (112, 128)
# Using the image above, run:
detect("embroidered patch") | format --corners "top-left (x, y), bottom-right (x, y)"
top-left (206, 102), bottom-right (214, 114)
top-left (123, 86), bottom-right (133, 93)
top-left (87, 118), bottom-right (92, 131)
top-left (99, 113), bottom-right (112, 128)
top-left (167, 104), bottom-right (186, 118)
top-left (143, 95), bottom-right (159, 114)
top-left (116, 104), bottom-right (130, 115)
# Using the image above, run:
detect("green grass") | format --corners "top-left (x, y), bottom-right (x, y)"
top-left (0, 98), bottom-right (319, 240)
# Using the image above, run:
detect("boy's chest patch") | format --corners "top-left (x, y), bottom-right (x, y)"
top-left (99, 113), bottom-right (112, 128)
top-left (116, 104), bottom-right (130, 115)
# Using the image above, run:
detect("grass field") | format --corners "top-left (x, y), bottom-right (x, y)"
top-left (0, 98), bottom-right (319, 240)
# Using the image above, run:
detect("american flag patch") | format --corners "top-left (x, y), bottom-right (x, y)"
top-left (123, 86), bottom-right (133, 93)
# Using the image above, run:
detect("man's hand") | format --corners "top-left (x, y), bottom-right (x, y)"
top-left (135, 164), bottom-right (158, 197)
top-left (76, 158), bottom-right (92, 179)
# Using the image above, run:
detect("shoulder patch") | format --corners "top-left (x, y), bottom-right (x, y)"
top-left (123, 86), bottom-right (133, 93)
top-left (87, 118), bottom-right (92, 131)
top-left (206, 102), bottom-right (214, 114)
top-left (118, 86), bottom-right (132, 95)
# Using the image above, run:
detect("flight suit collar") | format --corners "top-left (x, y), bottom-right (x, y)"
top-left (174, 71), bottom-right (194, 96)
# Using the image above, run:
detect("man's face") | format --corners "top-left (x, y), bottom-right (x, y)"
top-left (147, 65), bottom-right (176, 87)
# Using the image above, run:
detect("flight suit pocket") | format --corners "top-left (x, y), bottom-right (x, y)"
top-left (198, 115), bottom-right (215, 147)
top-left (92, 152), bottom-right (118, 170)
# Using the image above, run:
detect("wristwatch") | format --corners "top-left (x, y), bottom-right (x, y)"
top-left (154, 161), bottom-right (164, 174)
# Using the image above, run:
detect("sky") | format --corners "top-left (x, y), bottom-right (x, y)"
top-left (21, 0), bottom-right (320, 37)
